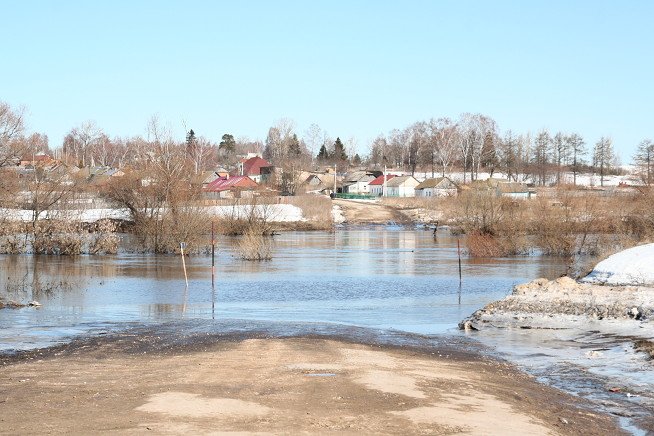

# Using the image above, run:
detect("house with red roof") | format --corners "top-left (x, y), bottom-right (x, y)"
top-left (19, 152), bottom-right (54, 167)
top-left (237, 156), bottom-right (273, 183)
top-left (203, 175), bottom-right (258, 198)
top-left (369, 174), bottom-right (397, 196)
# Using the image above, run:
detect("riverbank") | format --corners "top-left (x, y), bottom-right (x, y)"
top-left (0, 328), bottom-right (621, 435)
top-left (458, 245), bottom-right (654, 433)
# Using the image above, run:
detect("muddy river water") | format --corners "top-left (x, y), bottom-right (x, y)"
top-left (1, 228), bottom-right (652, 433)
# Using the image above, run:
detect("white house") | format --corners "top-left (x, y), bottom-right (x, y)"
top-left (369, 174), bottom-right (396, 196)
top-left (342, 171), bottom-right (377, 194)
top-left (385, 176), bottom-right (420, 197)
top-left (414, 177), bottom-right (458, 197)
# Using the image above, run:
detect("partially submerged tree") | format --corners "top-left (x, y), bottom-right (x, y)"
top-left (102, 117), bottom-right (208, 253)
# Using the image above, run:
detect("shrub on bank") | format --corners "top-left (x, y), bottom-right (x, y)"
top-left (449, 187), bottom-right (654, 258)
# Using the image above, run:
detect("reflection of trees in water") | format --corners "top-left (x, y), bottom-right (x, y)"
top-left (143, 303), bottom-right (187, 319)
top-left (2, 271), bottom-right (73, 303)
top-left (1, 256), bottom-right (87, 304)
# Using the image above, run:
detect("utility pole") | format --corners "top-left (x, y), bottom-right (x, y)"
top-left (383, 165), bottom-right (387, 197)
top-left (333, 163), bottom-right (337, 196)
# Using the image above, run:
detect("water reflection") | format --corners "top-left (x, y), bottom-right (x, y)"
top-left (0, 229), bottom-right (568, 352)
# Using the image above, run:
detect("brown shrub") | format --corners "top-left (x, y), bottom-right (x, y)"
top-left (133, 206), bottom-right (210, 254)
top-left (88, 219), bottom-right (120, 254)
top-left (0, 222), bottom-right (27, 254)
top-left (466, 231), bottom-right (507, 257)
top-left (237, 228), bottom-right (272, 261)
top-left (32, 221), bottom-right (85, 255)
top-left (214, 199), bottom-right (276, 237)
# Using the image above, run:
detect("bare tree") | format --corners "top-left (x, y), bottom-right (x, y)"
top-left (498, 130), bottom-right (519, 181)
top-left (368, 135), bottom-right (387, 169)
top-left (566, 133), bottom-right (586, 186)
top-left (25, 133), bottom-right (50, 155)
top-left (406, 122), bottom-right (426, 175)
top-left (387, 129), bottom-right (407, 169)
top-left (633, 139), bottom-right (654, 185)
top-left (593, 136), bottom-right (614, 187)
top-left (303, 123), bottom-right (322, 162)
top-left (25, 167), bottom-right (81, 227)
top-left (429, 118), bottom-right (458, 177)
top-left (263, 118), bottom-right (299, 164)
top-left (0, 101), bottom-right (27, 167)
top-left (532, 130), bottom-right (551, 186)
top-left (456, 113), bottom-right (498, 181)
top-left (63, 121), bottom-right (104, 167)
top-left (551, 132), bottom-right (570, 185)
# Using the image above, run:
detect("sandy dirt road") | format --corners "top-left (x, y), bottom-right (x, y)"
top-left (0, 334), bottom-right (621, 435)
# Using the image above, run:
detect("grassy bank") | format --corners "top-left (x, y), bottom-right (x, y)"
top-left (384, 187), bottom-right (654, 261)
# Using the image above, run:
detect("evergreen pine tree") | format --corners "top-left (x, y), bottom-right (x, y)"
top-left (317, 143), bottom-right (329, 161)
top-left (333, 137), bottom-right (348, 161)
top-left (288, 134), bottom-right (302, 156)
top-left (186, 129), bottom-right (197, 155)
top-left (219, 133), bottom-right (236, 154)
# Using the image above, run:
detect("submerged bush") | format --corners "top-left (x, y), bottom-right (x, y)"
top-left (0, 219), bottom-right (121, 255)
top-left (88, 219), bottom-right (120, 254)
top-left (131, 207), bottom-right (210, 254)
top-left (33, 221), bottom-right (84, 255)
top-left (237, 229), bottom-right (272, 261)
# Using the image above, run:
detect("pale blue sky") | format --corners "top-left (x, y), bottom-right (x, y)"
top-left (2, 0), bottom-right (652, 159)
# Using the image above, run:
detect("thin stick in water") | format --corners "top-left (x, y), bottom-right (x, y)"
top-left (180, 242), bottom-right (189, 288)
top-left (457, 238), bottom-right (462, 284)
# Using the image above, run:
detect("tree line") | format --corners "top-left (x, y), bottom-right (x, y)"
top-left (2, 100), bottom-right (654, 187)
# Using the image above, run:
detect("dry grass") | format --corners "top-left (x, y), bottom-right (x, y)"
top-left (286, 195), bottom-right (333, 228)
top-left (381, 197), bottom-right (442, 210)
top-left (447, 187), bottom-right (654, 258)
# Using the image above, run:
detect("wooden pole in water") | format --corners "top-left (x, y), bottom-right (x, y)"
top-left (211, 221), bottom-right (215, 286)
top-left (180, 242), bottom-right (189, 287)
top-left (457, 238), bottom-right (462, 284)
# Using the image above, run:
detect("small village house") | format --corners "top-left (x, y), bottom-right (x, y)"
top-left (237, 156), bottom-right (273, 183)
top-left (414, 177), bottom-right (458, 197)
top-left (385, 175), bottom-right (420, 197)
top-left (463, 178), bottom-right (535, 199)
top-left (203, 175), bottom-right (258, 199)
top-left (342, 171), bottom-right (378, 194)
top-left (302, 172), bottom-right (337, 195)
top-left (192, 170), bottom-right (222, 189)
top-left (368, 174), bottom-right (396, 196)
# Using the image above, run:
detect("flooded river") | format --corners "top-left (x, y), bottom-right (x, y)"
top-left (0, 228), bottom-right (565, 350)
top-left (1, 228), bottom-right (652, 433)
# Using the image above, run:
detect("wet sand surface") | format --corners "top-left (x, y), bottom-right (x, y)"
top-left (0, 326), bottom-right (622, 435)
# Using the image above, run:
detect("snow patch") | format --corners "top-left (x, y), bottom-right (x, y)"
top-left (582, 243), bottom-right (654, 286)
top-left (0, 204), bottom-right (305, 223)
top-left (332, 205), bottom-right (345, 224)
top-left (206, 204), bottom-right (304, 222)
